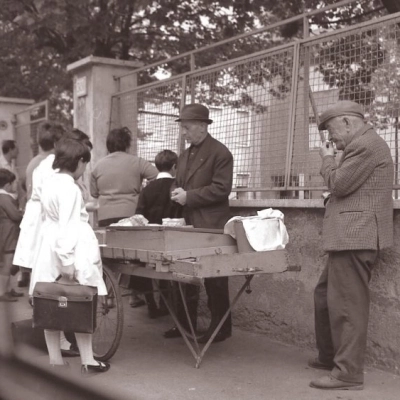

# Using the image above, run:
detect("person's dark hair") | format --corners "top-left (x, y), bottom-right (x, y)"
top-left (0, 168), bottom-right (16, 188)
top-left (155, 150), bottom-right (178, 172)
top-left (2, 140), bottom-right (16, 155)
top-left (53, 138), bottom-right (91, 172)
top-left (37, 121), bottom-right (66, 151)
top-left (106, 127), bottom-right (131, 153)
top-left (66, 129), bottom-right (93, 150)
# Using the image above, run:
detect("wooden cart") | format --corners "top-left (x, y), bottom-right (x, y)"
top-left (93, 225), bottom-right (297, 368)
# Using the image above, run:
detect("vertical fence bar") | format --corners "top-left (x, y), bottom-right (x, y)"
top-left (284, 43), bottom-right (300, 191)
top-left (131, 73), bottom-right (138, 156)
top-left (178, 76), bottom-right (187, 156)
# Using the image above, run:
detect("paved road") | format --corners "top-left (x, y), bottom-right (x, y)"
top-left (6, 287), bottom-right (400, 400)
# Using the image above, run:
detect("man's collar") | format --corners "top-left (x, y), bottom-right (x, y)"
top-left (0, 188), bottom-right (16, 198)
top-left (156, 172), bottom-right (173, 179)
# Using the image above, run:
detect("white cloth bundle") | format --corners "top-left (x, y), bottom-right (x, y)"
top-left (224, 208), bottom-right (289, 251)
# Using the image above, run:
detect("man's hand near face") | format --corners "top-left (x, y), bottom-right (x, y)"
top-left (320, 141), bottom-right (335, 158)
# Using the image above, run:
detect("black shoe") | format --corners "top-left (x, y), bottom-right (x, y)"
top-left (198, 331), bottom-right (231, 344)
top-left (130, 298), bottom-right (146, 308)
top-left (81, 361), bottom-right (110, 375)
top-left (0, 294), bottom-right (17, 302)
top-left (8, 289), bottom-right (24, 298)
top-left (61, 343), bottom-right (80, 357)
top-left (163, 326), bottom-right (182, 338)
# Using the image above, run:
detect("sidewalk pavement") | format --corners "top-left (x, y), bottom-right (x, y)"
top-left (6, 285), bottom-right (400, 400)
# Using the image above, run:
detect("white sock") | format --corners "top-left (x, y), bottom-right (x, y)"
top-left (75, 333), bottom-right (97, 366)
top-left (60, 331), bottom-right (71, 350)
top-left (44, 330), bottom-right (63, 365)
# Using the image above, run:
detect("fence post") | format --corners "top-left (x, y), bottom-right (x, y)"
top-left (284, 43), bottom-right (300, 193)
top-left (67, 56), bottom-right (141, 165)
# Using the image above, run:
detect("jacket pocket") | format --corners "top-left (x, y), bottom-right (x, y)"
top-left (338, 210), bottom-right (377, 239)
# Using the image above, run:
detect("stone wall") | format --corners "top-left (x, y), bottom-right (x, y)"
top-left (229, 206), bottom-right (400, 374)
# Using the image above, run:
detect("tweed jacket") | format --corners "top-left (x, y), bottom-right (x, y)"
top-left (175, 134), bottom-right (233, 229)
top-left (321, 124), bottom-right (393, 252)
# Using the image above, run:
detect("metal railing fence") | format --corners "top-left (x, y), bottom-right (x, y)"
top-left (110, 2), bottom-right (400, 199)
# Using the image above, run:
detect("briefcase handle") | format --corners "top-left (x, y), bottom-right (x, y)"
top-left (56, 275), bottom-right (80, 286)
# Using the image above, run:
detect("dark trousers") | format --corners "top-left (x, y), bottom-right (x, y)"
top-left (177, 277), bottom-right (231, 336)
top-left (314, 250), bottom-right (377, 383)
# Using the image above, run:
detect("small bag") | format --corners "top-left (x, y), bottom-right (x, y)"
top-left (33, 277), bottom-right (98, 333)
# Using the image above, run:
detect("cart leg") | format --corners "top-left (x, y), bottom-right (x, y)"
top-left (154, 280), bottom-right (201, 364)
top-left (197, 275), bottom-right (255, 366)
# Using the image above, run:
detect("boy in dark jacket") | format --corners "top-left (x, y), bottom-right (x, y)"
top-left (133, 150), bottom-right (181, 317)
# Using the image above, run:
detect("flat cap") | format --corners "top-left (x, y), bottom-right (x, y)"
top-left (318, 100), bottom-right (364, 130)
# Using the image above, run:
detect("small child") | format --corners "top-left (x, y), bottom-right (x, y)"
top-left (136, 149), bottom-right (181, 223)
top-left (133, 150), bottom-right (182, 318)
top-left (0, 168), bottom-right (23, 301)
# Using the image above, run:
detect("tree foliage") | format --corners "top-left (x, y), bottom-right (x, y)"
top-left (0, 0), bottom-right (397, 124)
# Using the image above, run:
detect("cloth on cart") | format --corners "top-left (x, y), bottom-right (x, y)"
top-left (224, 208), bottom-right (289, 251)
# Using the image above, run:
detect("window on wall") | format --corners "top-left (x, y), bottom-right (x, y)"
top-left (309, 116), bottom-right (320, 150)
top-left (235, 110), bottom-right (250, 147)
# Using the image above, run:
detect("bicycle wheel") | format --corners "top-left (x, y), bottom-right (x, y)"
top-left (93, 264), bottom-right (124, 361)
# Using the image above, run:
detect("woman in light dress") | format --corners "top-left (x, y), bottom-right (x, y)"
top-left (30, 137), bottom-right (109, 373)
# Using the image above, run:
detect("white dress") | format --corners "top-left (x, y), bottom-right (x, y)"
top-left (13, 155), bottom-right (56, 268)
top-left (29, 172), bottom-right (107, 296)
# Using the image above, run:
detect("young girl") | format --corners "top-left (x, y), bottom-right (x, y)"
top-left (30, 137), bottom-right (109, 373)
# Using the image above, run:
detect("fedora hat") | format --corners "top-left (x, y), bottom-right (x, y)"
top-left (175, 104), bottom-right (213, 124)
top-left (318, 100), bottom-right (364, 130)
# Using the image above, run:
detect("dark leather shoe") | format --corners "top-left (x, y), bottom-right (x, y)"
top-left (0, 294), bottom-right (17, 302)
top-left (8, 289), bottom-right (24, 298)
top-left (130, 298), bottom-right (146, 308)
top-left (308, 357), bottom-right (334, 370)
top-left (198, 331), bottom-right (231, 344)
top-left (310, 375), bottom-right (363, 390)
top-left (61, 343), bottom-right (80, 357)
top-left (81, 361), bottom-right (110, 375)
top-left (163, 326), bottom-right (182, 338)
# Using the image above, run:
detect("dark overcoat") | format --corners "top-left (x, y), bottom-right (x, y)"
top-left (175, 134), bottom-right (233, 229)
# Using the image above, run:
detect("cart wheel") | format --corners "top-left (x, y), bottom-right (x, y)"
top-left (93, 264), bottom-right (124, 361)
top-left (179, 284), bottom-right (218, 342)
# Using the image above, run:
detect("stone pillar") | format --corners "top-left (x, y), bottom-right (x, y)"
top-left (67, 56), bottom-right (141, 165)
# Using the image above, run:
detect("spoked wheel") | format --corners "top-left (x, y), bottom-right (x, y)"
top-left (93, 264), bottom-right (124, 361)
top-left (177, 283), bottom-right (218, 342)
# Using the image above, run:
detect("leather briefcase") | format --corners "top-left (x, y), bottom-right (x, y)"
top-left (33, 278), bottom-right (98, 334)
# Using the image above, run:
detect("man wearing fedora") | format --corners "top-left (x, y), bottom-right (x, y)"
top-left (309, 100), bottom-right (393, 390)
top-left (165, 103), bottom-right (233, 343)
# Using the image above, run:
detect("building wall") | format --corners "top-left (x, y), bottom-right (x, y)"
top-left (229, 206), bottom-right (400, 374)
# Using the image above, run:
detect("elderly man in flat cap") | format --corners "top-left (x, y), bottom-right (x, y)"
top-left (164, 103), bottom-right (233, 343)
top-left (309, 101), bottom-right (394, 390)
